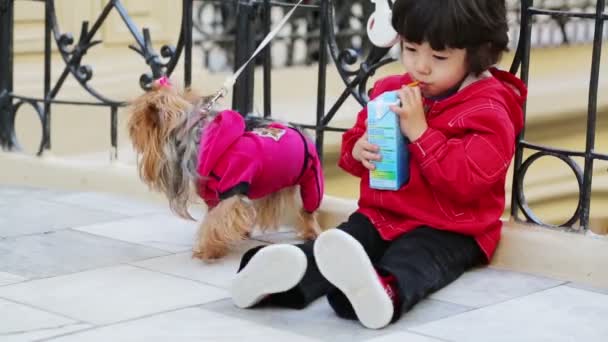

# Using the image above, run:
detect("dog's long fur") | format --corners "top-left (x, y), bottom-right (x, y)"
top-left (128, 81), bottom-right (321, 260)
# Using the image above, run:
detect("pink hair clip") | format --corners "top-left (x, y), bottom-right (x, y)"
top-left (155, 76), bottom-right (172, 88)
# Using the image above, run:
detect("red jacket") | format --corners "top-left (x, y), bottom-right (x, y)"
top-left (339, 68), bottom-right (526, 261)
top-left (197, 110), bottom-right (323, 213)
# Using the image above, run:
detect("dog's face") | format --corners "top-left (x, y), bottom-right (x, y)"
top-left (128, 86), bottom-right (192, 187)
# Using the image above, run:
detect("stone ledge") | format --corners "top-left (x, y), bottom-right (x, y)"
top-left (492, 220), bottom-right (608, 288)
top-left (0, 151), bottom-right (165, 204)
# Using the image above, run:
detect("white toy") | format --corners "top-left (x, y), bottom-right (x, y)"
top-left (366, 0), bottom-right (399, 48)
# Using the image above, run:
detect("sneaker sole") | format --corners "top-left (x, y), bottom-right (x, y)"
top-left (314, 229), bottom-right (393, 329)
top-left (231, 244), bottom-right (307, 308)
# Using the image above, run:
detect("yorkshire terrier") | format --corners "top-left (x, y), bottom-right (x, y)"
top-left (128, 77), bottom-right (324, 260)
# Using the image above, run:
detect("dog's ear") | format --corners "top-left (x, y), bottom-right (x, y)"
top-left (128, 91), bottom-right (163, 152)
top-left (127, 92), bottom-right (163, 187)
top-left (127, 80), bottom-right (192, 188)
top-left (153, 87), bottom-right (194, 137)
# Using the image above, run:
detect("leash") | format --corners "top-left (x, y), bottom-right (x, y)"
top-left (169, 0), bottom-right (306, 140)
top-left (203, 0), bottom-right (306, 111)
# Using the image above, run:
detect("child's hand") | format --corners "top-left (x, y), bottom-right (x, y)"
top-left (390, 85), bottom-right (428, 141)
top-left (352, 133), bottom-right (381, 170)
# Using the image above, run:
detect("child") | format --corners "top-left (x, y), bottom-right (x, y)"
top-left (230, 0), bottom-right (526, 329)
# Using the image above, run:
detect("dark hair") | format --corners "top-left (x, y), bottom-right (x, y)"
top-left (391, 0), bottom-right (509, 75)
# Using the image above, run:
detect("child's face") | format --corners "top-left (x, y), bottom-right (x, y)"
top-left (401, 40), bottom-right (468, 98)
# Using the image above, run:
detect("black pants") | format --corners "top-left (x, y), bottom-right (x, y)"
top-left (239, 213), bottom-right (484, 321)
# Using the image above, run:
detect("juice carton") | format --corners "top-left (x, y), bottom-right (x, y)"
top-left (367, 90), bottom-right (410, 190)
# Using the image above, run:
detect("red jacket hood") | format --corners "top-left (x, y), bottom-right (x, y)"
top-left (197, 110), bottom-right (245, 178)
top-left (487, 68), bottom-right (526, 135)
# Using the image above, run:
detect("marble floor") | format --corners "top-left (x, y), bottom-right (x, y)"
top-left (1, 185), bottom-right (607, 341)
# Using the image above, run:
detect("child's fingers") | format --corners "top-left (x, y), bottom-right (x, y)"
top-left (392, 104), bottom-right (410, 120)
top-left (361, 158), bottom-right (376, 170)
top-left (395, 87), bottom-right (406, 106)
top-left (361, 140), bottom-right (380, 153)
top-left (389, 105), bottom-right (403, 116)
top-left (403, 86), bottom-right (416, 106)
top-left (362, 150), bottom-right (382, 162)
top-left (413, 86), bottom-right (422, 102)
top-left (356, 133), bottom-right (372, 150)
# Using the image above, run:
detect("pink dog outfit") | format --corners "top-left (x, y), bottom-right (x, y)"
top-left (197, 110), bottom-right (324, 213)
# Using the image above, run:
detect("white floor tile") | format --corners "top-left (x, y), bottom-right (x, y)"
top-left (396, 299), bottom-right (473, 328)
top-left (0, 198), bottom-right (126, 237)
top-left (411, 285), bottom-right (608, 342)
top-left (51, 192), bottom-right (166, 217)
top-left (0, 265), bottom-right (228, 325)
top-left (430, 267), bottom-right (565, 307)
top-left (0, 272), bottom-right (26, 286)
top-left (366, 332), bottom-right (444, 342)
top-left (133, 240), bottom-right (266, 289)
top-left (566, 282), bottom-right (608, 295)
top-left (45, 307), bottom-right (320, 342)
top-left (0, 230), bottom-right (167, 278)
top-left (201, 297), bottom-right (471, 342)
top-left (2, 323), bottom-right (90, 342)
top-left (0, 298), bottom-right (88, 342)
top-left (75, 214), bottom-right (198, 252)
top-left (0, 186), bottom-right (30, 198)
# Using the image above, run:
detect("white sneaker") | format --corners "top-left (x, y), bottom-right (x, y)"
top-left (314, 229), bottom-right (394, 329)
top-left (231, 244), bottom-right (307, 308)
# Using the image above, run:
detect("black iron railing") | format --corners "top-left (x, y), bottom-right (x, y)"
top-left (0, 0), bottom-right (606, 231)
top-left (0, 0), bottom-right (14, 150)
top-left (508, 0), bottom-right (608, 48)
top-left (0, 0), bottom-right (196, 158)
top-left (193, 0), bottom-right (373, 71)
top-left (509, 0), bottom-right (607, 230)
top-left (193, 0), bottom-right (605, 70)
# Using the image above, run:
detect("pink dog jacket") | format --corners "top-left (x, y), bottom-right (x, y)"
top-left (197, 110), bottom-right (324, 213)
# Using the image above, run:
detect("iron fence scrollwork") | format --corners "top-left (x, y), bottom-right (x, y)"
top-left (0, 0), bottom-right (198, 157)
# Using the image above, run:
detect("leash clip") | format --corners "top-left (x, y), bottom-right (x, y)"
top-left (203, 86), bottom-right (228, 111)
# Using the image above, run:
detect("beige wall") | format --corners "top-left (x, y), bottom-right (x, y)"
top-left (13, 0), bottom-right (181, 54)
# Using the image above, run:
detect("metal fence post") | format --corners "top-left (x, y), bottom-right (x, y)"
top-left (315, 0), bottom-right (329, 159)
top-left (0, 0), bottom-right (15, 150)
top-left (579, 0), bottom-right (606, 229)
top-left (232, 0), bottom-right (255, 115)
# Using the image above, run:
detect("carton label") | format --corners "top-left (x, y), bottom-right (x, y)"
top-left (367, 91), bottom-right (409, 190)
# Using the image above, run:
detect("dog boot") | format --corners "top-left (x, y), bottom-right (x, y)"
top-left (231, 244), bottom-right (307, 308)
top-left (314, 229), bottom-right (394, 329)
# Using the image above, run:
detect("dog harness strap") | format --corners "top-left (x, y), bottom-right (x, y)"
top-left (311, 163), bottom-right (322, 212)
top-left (291, 127), bottom-right (311, 183)
top-left (219, 182), bottom-right (250, 200)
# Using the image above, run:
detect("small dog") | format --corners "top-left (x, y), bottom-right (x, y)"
top-left (128, 77), bottom-right (324, 260)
